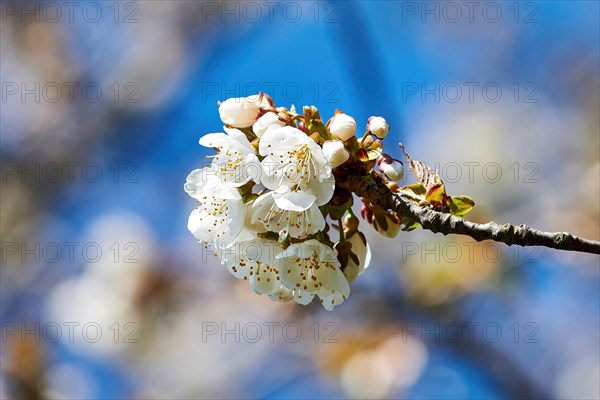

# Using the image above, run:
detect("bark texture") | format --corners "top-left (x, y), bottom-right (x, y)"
top-left (337, 174), bottom-right (600, 255)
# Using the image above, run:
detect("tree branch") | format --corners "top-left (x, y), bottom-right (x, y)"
top-left (337, 174), bottom-right (600, 255)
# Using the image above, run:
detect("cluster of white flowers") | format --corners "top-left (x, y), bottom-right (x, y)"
top-left (185, 94), bottom-right (403, 310)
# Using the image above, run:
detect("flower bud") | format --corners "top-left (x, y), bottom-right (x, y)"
top-left (378, 154), bottom-right (404, 181)
top-left (360, 200), bottom-right (372, 223)
top-left (329, 113), bottom-right (356, 141)
top-left (252, 112), bottom-right (285, 137)
top-left (218, 95), bottom-right (261, 128)
top-left (361, 198), bottom-right (401, 238)
top-left (322, 140), bottom-right (350, 168)
top-left (303, 105), bottom-right (321, 121)
top-left (260, 93), bottom-right (275, 108)
top-left (277, 111), bottom-right (293, 126)
top-left (343, 232), bottom-right (371, 283)
top-left (367, 116), bottom-right (389, 139)
top-left (342, 213), bottom-right (359, 234)
top-left (297, 121), bottom-right (307, 133)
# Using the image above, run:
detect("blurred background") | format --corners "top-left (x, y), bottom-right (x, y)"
top-left (1, 1), bottom-right (599, 399)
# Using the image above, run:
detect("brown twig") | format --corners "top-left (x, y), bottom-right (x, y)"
top-left (337, 174), bottom-right (600, 255)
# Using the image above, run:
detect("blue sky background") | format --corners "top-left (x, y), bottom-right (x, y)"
top-left (1, 1), bottom-right (599, 399)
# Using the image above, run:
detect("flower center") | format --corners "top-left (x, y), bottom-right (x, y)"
top-left (212, 149), bottom-right (245, 182)
top-left (259, 202), bottom-right (313, 239)
top-left (283, 144), bottom-right (317, 185)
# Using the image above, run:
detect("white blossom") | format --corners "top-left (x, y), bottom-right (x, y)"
top-left (277, 239), bottom-right (350, 311)
top-left (221, 237), bottom-right (284, 295)
top-left (252, 187), bottom-right (326, 239)
top-left (218, 95), bottom-right (261, 128)
top-left (184, 96), bottom-right (409, 310)
top-left (184, 168), bottom-right (245, 247)
top-left (367, 116), bottom-right (389, 139)
top-left (259, 125), bottom-right (334, 205)
top-left (199, 127), bottom-right (260, 186)
top-left (329, 113), bottom-right (356, 141)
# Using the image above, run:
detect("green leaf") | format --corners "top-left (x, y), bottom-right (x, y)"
top-left (307, 120), bottom-right (329, 139)
top-left (398, 143), bottom-right (476, 216)
top-left (449, 195), bottom-right (475, 217)
top-left (425, 183), bottom-right (449, 207)
top-left (357, 135), bottom-right (383, 160)
top-left (365, 140), bottom-right (383, 160)
top-left (398, 183), bottom-right (426, 202)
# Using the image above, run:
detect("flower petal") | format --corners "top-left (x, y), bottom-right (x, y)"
top-left (187, 208), bottom-right (211, 242)
top-left (303, 179), bottom-right (335, 206)
top-left (184, 168), bottom-right (218, 200)
top-left (198, 133), bottom-right (231, 149)
top-left (259, 126), bottom-right (309, 156)
top-left (224, 127), bottom-right (254, 151)
top-left (269, 287), bottom-right (293, 302)
top-left (294, 289), bottom-right (314, 305)
top-left (273, 189), bottom-right (316, 212)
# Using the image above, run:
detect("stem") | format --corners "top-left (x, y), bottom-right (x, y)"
top-left (337, 174), bottom-right (600, 255)
top-left (358, 131), bottom-right (370, 146)
top-left (317, 231), bottom-right (325, 242)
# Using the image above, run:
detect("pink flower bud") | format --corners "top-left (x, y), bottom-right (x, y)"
top-left (378, 154), bottom-right (404, 181)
